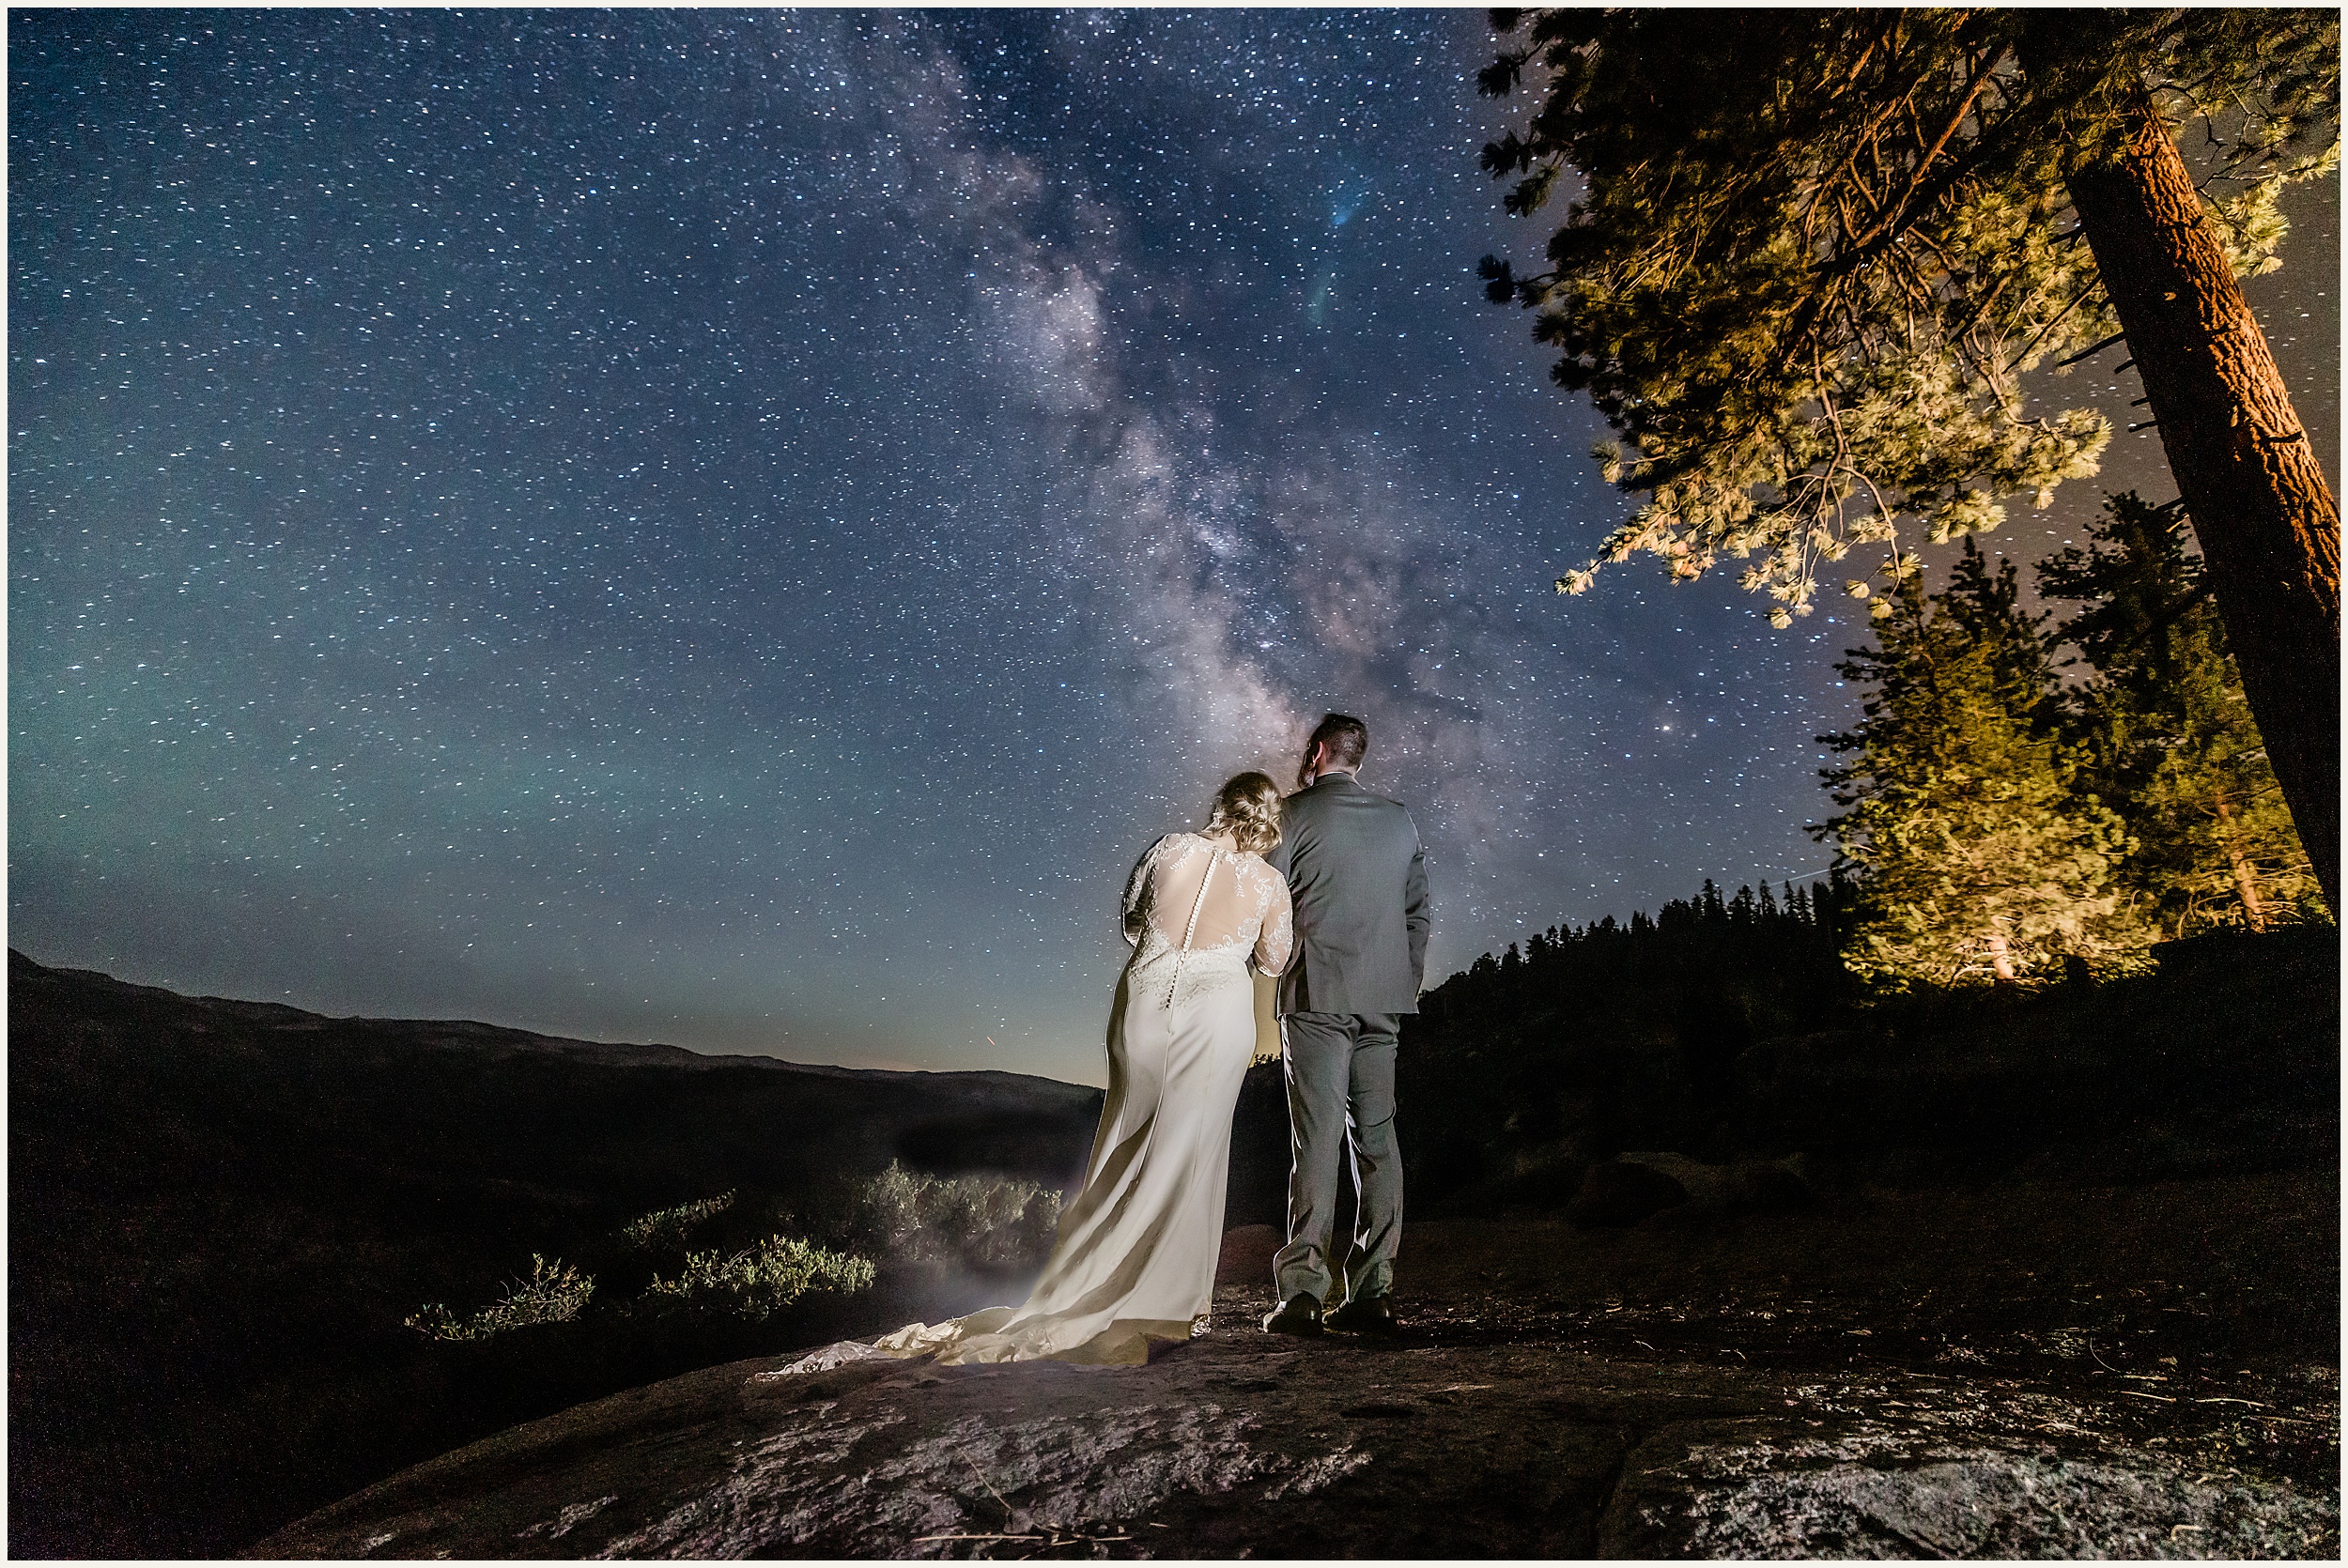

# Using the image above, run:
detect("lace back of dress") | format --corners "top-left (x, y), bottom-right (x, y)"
top-left (1146, 841), bottom-right (1271, 955)
top-left (1129, 836), bottom-right (1291, 1010)
top-left (1162, 851), bottom-right (1219, 1006)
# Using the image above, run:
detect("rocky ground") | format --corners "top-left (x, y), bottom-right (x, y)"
top-left (259, 1172), bottom-right (2337, 1559)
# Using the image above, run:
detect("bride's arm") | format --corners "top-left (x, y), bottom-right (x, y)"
top-left (1120, 837), bottom-right (1168, 947)
top-left (1251, 877), bottom-right (1294, 977)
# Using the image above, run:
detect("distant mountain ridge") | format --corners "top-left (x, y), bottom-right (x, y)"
top-left (10, 948), bottom-right (1075, 1085)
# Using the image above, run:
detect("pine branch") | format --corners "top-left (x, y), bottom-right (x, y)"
top-left (2051, 331), bottom-right (2127, 369)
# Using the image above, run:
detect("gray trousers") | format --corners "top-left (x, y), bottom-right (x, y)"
top-left (1273, 1010), bottom-right (1403, 1304)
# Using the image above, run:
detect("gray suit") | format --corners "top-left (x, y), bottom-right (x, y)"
top-left (1264, 772), bottom-right (1429, 1305)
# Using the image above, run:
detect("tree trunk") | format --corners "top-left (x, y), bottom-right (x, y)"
top-left (2213, 796), bottom-right (2268, 930)
top-left (2062, 86), bottom-right (2340, 917)
top-left (1985, 927), bottom-right (2016, 981)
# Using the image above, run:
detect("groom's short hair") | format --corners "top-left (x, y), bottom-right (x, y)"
top-left (1308, 713), bottom-right (1368, 771)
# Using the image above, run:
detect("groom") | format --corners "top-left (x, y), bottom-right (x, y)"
top-left (1261, 713), bottom-right (1429, 1338)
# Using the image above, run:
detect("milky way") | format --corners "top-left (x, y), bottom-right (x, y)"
top-left (11, 11), bottom-right (2336, 1084)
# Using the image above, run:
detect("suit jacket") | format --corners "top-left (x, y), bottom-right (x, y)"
top-left (1265, 772), bottom-right (1429, 1016)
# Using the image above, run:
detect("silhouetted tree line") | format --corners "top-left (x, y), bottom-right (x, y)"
top-left (1398, 872), bottom-right (1861, 1197)
top-left (1392, 854), bottom-right (2333, 1211)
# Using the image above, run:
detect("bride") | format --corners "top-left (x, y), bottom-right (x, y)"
top-left (790, 772), bottom-right (1293, 1371)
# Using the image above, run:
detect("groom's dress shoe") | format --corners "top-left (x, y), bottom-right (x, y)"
top-left (1324, 1295), bottom-right (1400, 1337)
top-left (1261, 1294), bottom-right (1325, 1336)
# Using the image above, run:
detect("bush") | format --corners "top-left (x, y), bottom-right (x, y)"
top-left (619, 1191), bottom-right (734, 1250)
top-left (642, 1235), bottom-right (875, 1320)
top-left (401, 1161), bottom-right (1060, 1347)
top-left (404, 1254), bottom-right (595, 1342)
top-left (842, 1161), bottom-right (1061, 1269)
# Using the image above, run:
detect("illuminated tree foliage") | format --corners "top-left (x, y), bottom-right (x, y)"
top-left (1477, 8), bottom-right (2340, 910)
top-left (2042, 492), bottom-right (2321, 935)
top-left (1817, 541), bottom-right (2145, 988)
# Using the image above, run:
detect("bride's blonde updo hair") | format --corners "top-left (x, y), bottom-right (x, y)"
top-left (1203, 771), bottom-right (1284, 854)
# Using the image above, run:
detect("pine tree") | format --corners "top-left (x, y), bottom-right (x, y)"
top-left (2042, 492), bottom-right (2322, 934)
top-left (1475, 8), bottom-right (2340, 912)
top-left (1817, 540), bottom-right (2146, 986)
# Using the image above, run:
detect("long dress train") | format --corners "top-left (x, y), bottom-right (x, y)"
top-left (784, 833), bottom-right (1292, 1370)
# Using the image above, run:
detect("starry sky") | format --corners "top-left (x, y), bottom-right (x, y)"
top-left (11, 11), bottom-right (2338, 1085)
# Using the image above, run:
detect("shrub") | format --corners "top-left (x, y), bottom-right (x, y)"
top-left (402, 1161), bottom-right (1058, 1346)
top-left (619, 1191), bottom-right (734, 1250)
top-left (404, 1254), bottom-right (595, 1342)
top-left (842, 1161), bottom-right (1061, 1269)
top-left (642, 1235), bottom-right (875, 1320)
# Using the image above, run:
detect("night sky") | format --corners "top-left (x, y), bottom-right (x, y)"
top-left (11, 11), bottom-right (2337, 1085)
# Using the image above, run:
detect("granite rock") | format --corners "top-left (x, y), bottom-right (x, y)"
top-left (258, 1207), bottom-right (2337, 1561)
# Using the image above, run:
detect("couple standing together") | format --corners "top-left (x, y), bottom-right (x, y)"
top-left (859, 712), bottom-right (1428, 1368)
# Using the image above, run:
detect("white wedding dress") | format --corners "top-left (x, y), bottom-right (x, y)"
top-left (784, 834), bottom-right (1293, 1371)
